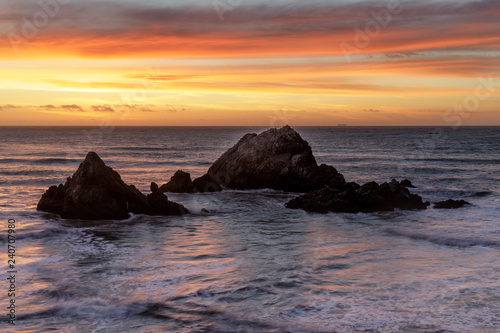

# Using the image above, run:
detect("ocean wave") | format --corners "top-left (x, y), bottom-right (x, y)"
top-left (108, 146), bottom-right (199, 152)
top-left (222, 188), bottom-right (286, 194)
top-left (168, 285), bottom-right (277, 303)
top-left (385, 229), bottom-right (500, 248)
top-left (32, 158), bottom-right (80, 165)
top-left (0, 157), bottom-right (80, 165)
top-left (0, 158), bottom-right (19, 163)
top-left (33, 289), bottom-right (75, 301)
top-left (16, 301), bottom-right (154, 321)
top-left (0, 170), bottom-right (63, 176)
top-left (314, 263), bottom-right (351, 271)
top-left (109, 147), bottom-right (167, 151)
top-left (411, 187), bottom-right (496, 198)
top-left (467, 191), bottom-right (494, 197)
top-left (0, 227), bottom-right (80, 242)
top-left (407, 157), bottom-right (500, 164)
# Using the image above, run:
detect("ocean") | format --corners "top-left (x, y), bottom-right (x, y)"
top-left (0, 126), bottom-right (499, 333)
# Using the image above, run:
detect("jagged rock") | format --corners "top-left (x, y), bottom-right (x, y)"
top-left (206, 125), bottom-right (345, 192)
top-left (192, 174), bottom-right (222, 192)
top-left (37, 152), bottom-right (188, 220)
top-left (434, 199), bottom-right (470, 209)
top-left (286, 179), bottom-right (428, 214)
top-left (160, 170), bottom-right (194, 193)
top-left (147, 182), bottom-right (187, 215)
top-left (400, 179), bottom-right (415, 188)
top-left (159, 170), bottom-right (222, 193)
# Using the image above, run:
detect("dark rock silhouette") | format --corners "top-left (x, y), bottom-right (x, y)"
top-left (157, 126), bottom-right (429, 214)
top-left (147, 182), bottom-right (187, 215)
top-left (434, 199), bottom-right (470, 209)
top-left (206, 125), bottom-right (345, 192)
top-left (286, 179), bottom-right (428, 213)
top-left (160, 170), bottom-right (222, 193)
top-left (154, 126), bottom-right (439, 215)
top-left (159, 170), bottom-right (194, 193)
top-left (400, 179), bottom-right (415, 188)
top-left (192, 174), bottom-right (222, 192)
top-left (37, 152), bottom-right (188, 220)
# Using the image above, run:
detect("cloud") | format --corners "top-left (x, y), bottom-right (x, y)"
top-left (113, 104), bottom-right (157, 112)
top-left (385, 52), bottom-right (423, 58)
top-left (363, 109), bottom-right (381, 113)
top-left (1, 0), bottom-right (499, 62)
top-left (138, 107), bottom-right (155, 112)
top-left (60, 104), bottom-right (85, 112)
top-left (127, 75), bottom-right (199, 81)
top-left (165, 105), bottom-right (179, 113)
top-left (0, 104), bottom-right (19, 110)
top-left (91, 105), bottom-right (115, 112)
top-left (2, 104), bottom-right (88, 112)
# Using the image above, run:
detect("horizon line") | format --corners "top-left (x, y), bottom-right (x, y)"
top-left (1, 125), bottom-right (499, 128)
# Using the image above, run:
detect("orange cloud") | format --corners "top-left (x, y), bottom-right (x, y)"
top-left (1, 1), bottom-right (499, 63)
top-left (1, 1), bottom-right (499, 126)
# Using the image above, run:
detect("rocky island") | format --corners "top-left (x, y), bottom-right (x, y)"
top-left (37, 152), bottom-right (187, 220)
top-left (162, 125), bottom-right (432, 213)
top-left (161, 125), bottom-right (345, 193)
top-left (38, 126), bottom-right (469, 220)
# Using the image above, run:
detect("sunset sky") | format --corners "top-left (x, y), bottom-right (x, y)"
top-left (1, 0), bottom-right (499, 126)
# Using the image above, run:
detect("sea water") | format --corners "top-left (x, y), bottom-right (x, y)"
top-left (0, 126), bottom-right (498, 332)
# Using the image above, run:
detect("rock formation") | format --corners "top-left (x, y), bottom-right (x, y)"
top-left (434, 199), bottom-right (470, 209)
top-left (192, 174), bottom-right (222, 192)
top-left (205, 125), bottom-right (345, 192)
top-left (159, 170), bottom-right (194, 193)
top-left (286, 179), bottom-right (429, 214)
top-left (159, 170), bottom-right (221, 193)
top-left (37, 152), bottom-right (188, 220)
top-left (155, 126), bottom-right (451, 215)
top-left (147, 182), bottom-right (187, 215)
top-left (400, 179), bottom-right (415, 188)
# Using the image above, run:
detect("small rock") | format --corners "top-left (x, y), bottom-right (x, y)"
top-left (434, 199), bottom-right (471, 209)
top-left (400, 179), bottom-right (416, 188)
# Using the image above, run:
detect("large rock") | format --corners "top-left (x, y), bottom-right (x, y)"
top-left (159, 170), bottom-right (194, 193)
top-left (206, 125), bottom-right (345, 192)
top-left (286, 179), bottom-right (429, 213)
top-left (37, 152), bottom-right (188, 220)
